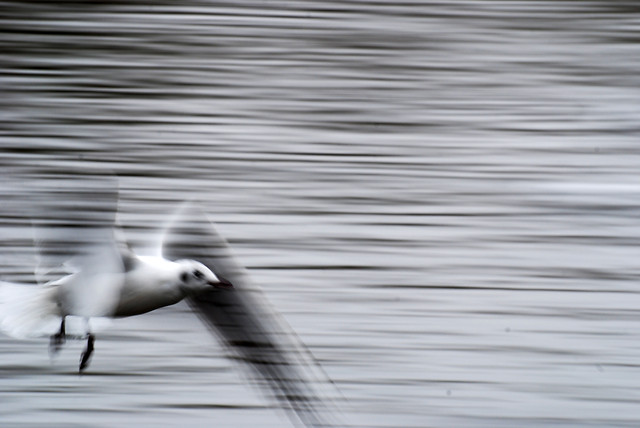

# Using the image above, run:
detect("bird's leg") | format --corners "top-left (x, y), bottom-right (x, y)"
top-left (49, 317), bottom-right (66, 357)
top-left (79, 334), bottom-right (95, 372)
top-left (79, 319), bottom-right (95, 373)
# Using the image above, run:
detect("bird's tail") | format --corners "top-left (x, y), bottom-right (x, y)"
top-left (0, 282), bottom-right (61, 338)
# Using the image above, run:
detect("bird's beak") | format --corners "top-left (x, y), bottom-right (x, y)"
top-left (209, 278), bottom-right (233, 289)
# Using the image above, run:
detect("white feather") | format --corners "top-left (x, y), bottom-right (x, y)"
top-left (0, 281), bottom-right (61, 338)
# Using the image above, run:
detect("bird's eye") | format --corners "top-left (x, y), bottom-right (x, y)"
top-left (193, 270), bottom-right (204, 280)
top-left (180, 272), bottom-right (189, 282)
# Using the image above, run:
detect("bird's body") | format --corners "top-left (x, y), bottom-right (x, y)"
top-left (0, 248), bottom-right (227, 370)
top-left (113, 256), bottom-right (187, 317)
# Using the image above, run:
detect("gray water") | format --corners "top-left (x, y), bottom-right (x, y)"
top-left (1, 1), bottom-right (640, 427)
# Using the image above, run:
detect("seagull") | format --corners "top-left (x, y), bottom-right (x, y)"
top-left (0, 176), bottom-right (343, 428)
top-left (0, 212), bottom-right (231, 372)
top-left (51, 255), bottom-right (232, 371)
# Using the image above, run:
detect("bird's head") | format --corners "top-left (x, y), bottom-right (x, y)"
top-left (175, 259), bottom-right (232, 294)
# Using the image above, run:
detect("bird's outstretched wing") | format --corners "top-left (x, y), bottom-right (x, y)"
top-left (162, 203), bottom-right (343, 428)
top-left (29, 174), bottom-right (120, 282)
top-left (29, 173), bottom-right (127, 317)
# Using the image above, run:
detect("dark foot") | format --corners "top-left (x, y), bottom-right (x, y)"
top-left (79, 334), bottom-right (95, 373)
top-left (49, 318), bottom-right (66, 357)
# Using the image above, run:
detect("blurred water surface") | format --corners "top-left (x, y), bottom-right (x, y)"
top-left (1, 1), bottom-right (640, 427)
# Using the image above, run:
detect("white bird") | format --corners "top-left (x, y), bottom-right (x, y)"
top-left (0, 177), bottom-right (233, 371)
top-left (0, 229), bottom-right (231, 371)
